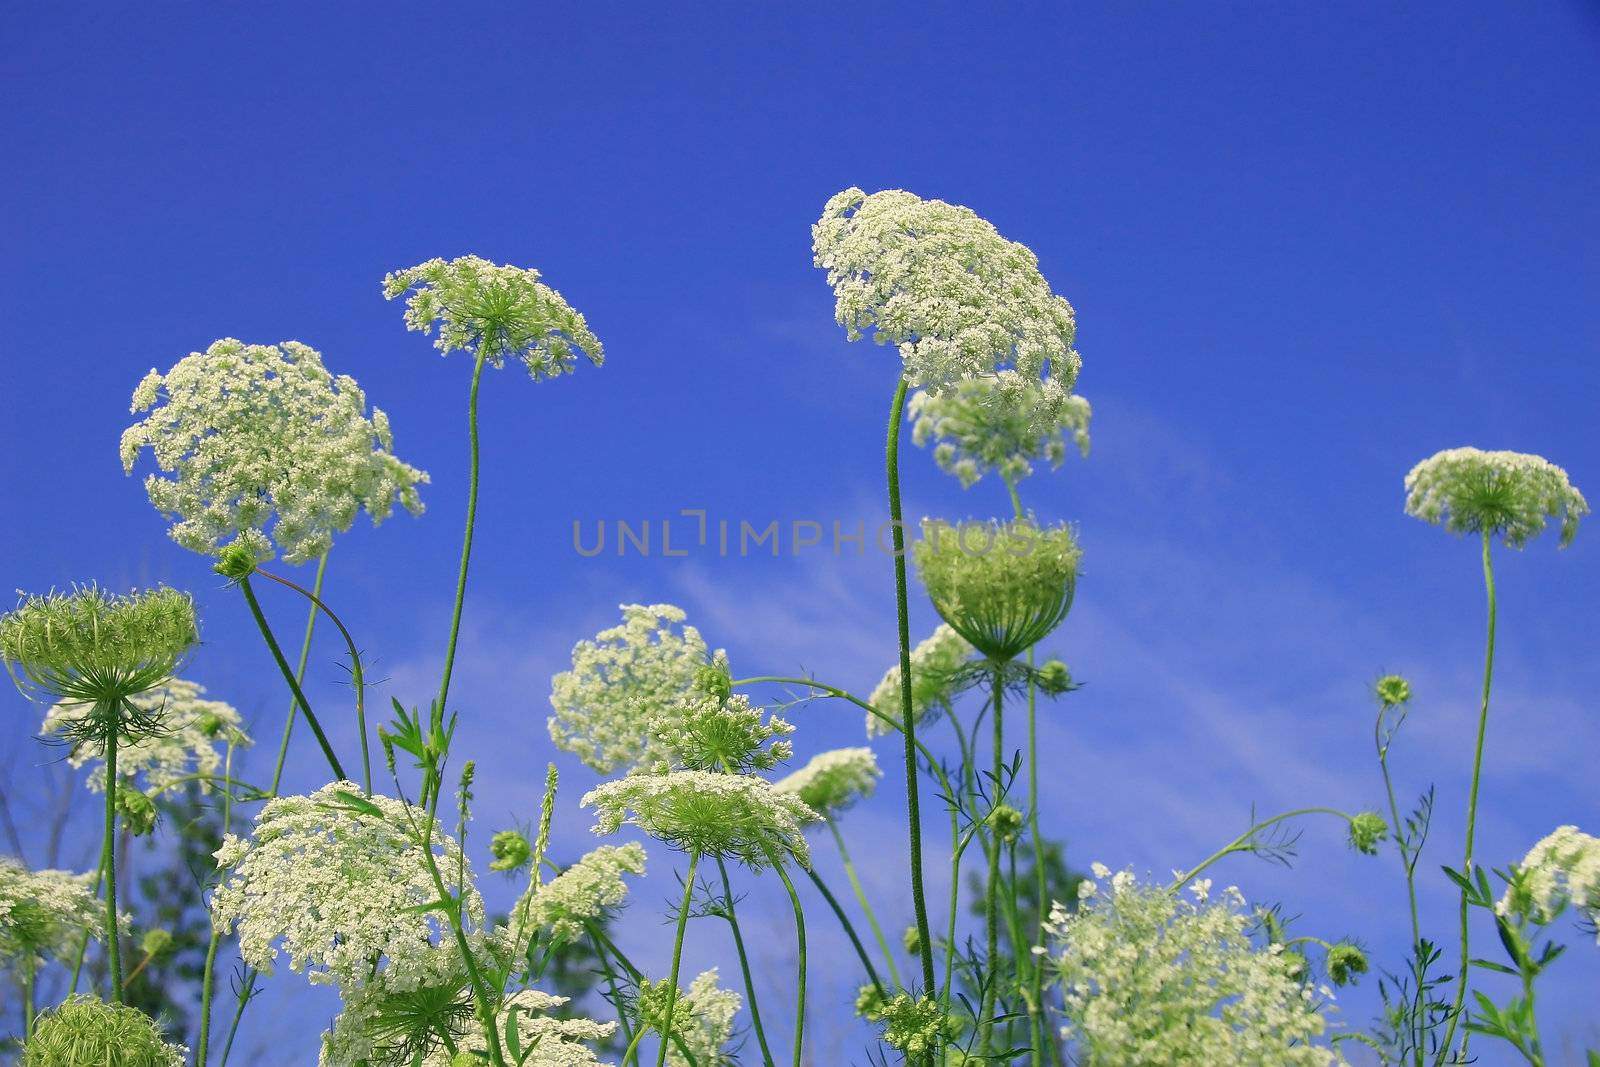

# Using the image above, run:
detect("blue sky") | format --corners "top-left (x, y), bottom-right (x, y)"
top-left (4, 4), bottom-right (1598, 1063)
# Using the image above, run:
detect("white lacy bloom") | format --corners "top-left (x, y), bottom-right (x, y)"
top-left (1404, 447), bottom-right (1588, 549)
top-left (866, 624), bottom-right (974, 736)
top-left (649, 693), bottom-right (793, 774)
top-left (638, 968), bottom-right (740, 1067)
top-left (517, 843), bottom-right (647, 942)
top-left (550, 605), bottom-right (717, 774)
top-left (1041, 868), bottom-right (1343, 1066)
top-left (427, 990), bottom-right (615, 1067)
top-left (121, 338), bottom-right (428, 564)
top-left (582, 771), bottom-right (817, 870)
top-left (910, 378), bottom-right (1091, 488)
top-left (211, 782), bottom-right (481, 986)
top-left (1498, 825), bottom-right (1600, 938)
top-left (42, 677), bottom-right (250, 795)
top-left (812, 187), bottom-right (1081, 396)
top-left (774, 747), bottom-right (881, 820)
top-left (0, 857), bottom-right (104, 968)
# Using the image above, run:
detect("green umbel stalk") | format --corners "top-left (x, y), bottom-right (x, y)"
top-left (437, 349), bottom-right (488, 719)
top-left (196, 741), bottom-right (239, 1065)
top-left (886, 377), bottom-right (938, 1011)
top-left (1438, 530), bottom-right (1498, 1065)
top-left (102, 719), bottom-right (123, 1001)
top-left (768, 854), bottom-right (809, 1067)
top-left (828, 819), bottom-right (902, 989)
top-left (268, 549), bottom-right (329, 794)
top-left (977, 667), bottom-right (1005, 1055)
top-left (239, 575), bottom-right (345, 782)
top-left (716, 856), bottom-right (777, 1067)
top-left (654, 850), bottom-right (701, 1067)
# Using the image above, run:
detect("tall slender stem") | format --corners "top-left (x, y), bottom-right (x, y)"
top-left (22, 962), bottom-right (35, 1039)
top-left (806, 865), bottom-right (883, 998)
top-left (1439, 530), bottom-right (1497, 1064)
top-left (67, 855), bottom-right (105, 994)
top-left (766, 853), bottom-right (808, 1067)
top-left (197, 741), bottom-right (238, 1065)
top-left (269, 550), bottom-right (329, 794)
top-left (239, 576), bottom-right (345, 782)
top-left (654, 851), bottom-right (701, 1067)
top-left (101, 718), bottom-right (123, 1001)
top-left (715, 856), bottom-right (777, 1067)
top-left (437, 349), bottom-right (488, 718)
top-left (1168, 807), bottom-right (1357, 892)
top-left (978, 666), bottom-right (1005, 1055)
top-left (827, 820), bottom-right (902, 989)
top-left (1376, 717), bottom-right (1426, 1067)
top-left (886, 376), bottom-right (938, 1011)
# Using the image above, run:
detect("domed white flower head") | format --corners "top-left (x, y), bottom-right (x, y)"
top-left (581, 771), bottom-right (817, 869)
top-left (1404, 447), bottom-right (1587, 549)
top-left (43, 677), bottom-right (249, 795)
top-left (120, 339), bottom-right (428, 564)
top-left (211, 782), bottom-right (481, 986)
top-left (812, 187), bottom-right (1081, 397)
top-left (516, 842), bottom-right (648, 943)
top-left (549, 604), bottom-right (719, 774)
top-left (383, 255), bottom-right (604, 380)
top-left (867, 623), bottom-right (975, 736)
top-left (1497, 825), bottom-right (1600, 938)
top-left (1042, 868), bottom-right (1341, 1066)
top-left (910, 378), bottom-right (1091, 489)
top-left (774, 747), bottom-right (881, 821)
top-left (0, 858), bottom-right (105, 969)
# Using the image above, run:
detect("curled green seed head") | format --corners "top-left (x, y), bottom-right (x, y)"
top-left (1348, 812), bottom-right (1389, 856)
top-left (1326, 941), bottom-right (1369, 986)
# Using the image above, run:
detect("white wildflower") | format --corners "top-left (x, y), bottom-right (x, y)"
top-left (649, 692), bottom-right (793, 775)
top-left (866, 623), bottom-right (974, 736)
top-left (774, 747), bottom-right (881, 820)
top-left (637, 968), bottom-right (740, 1067)
top-left (516, 843), bottom-right (648, 943)
top-left (910, 378), bottom-right (1091, 488)
top-left (1404, 447), bottom-right (1587, 549)
top-left (0, 858), bottom-right (105, 970)
top-left (1498, 825), bottom-right (1600, 938)
top-left (582, 771), bottom-right (817, 870)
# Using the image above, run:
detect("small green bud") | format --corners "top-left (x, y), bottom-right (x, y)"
top-left (694, 653), bottom-right (733, 702)
top-left (1326, 942), bottom-right (1369, 986)
top-left (1037, 658), bottom-right (1074, 696)
top-left (991, 803), bottom-right (1024, 844)
top-left (489, 829), bottom-right (533, 873)
top-left (213, 543), bottom-right (258, 582)
top-left (855, 982), bottom-right (888, 1022)
top-left (140, 928), bottom-right (174, 958)
top-left (1375, 674), bottom-right (1412, 707)
top-left (116, 790), bottom-right (159, 837)
top-left (902, 925), bottom-right (922, 956)
top-left (1348, 812), bottom-right (1388, 855)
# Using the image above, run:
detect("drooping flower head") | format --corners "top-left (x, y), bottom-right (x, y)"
top-left (582, 771), bottom-right (817, 869)
top-left (1404, 447), bottom-right (1587, 549)
top-left (0, 858), bottom-right (105, 973)
top-left (775, 747), bottom-right (881, 821)
top-left (910, 377), bottom-right (1091, 488)
top-left (1497, 825), bottom-right (1600, 939)
top-left (120, 338), bottom-right (428, 564)
top-left (649, 692), bottom-right (794, 774)
top-left (43, 676), bottom-right (249, 795)
top-left (211, 782), bottom-right (481, 986)
top-left (636, 968), bottom-right (742, 1067)
top-left (383, 255), bottom-right (604, 380)
top-left (867, 623), bottom-right (974, 737)
top-left (22, 996), bottom-right (187, 1067)
top-left (812, 187), bottom-right (1081, 399)
top-left (2, 587), bottom-right (198, 741)
top-left (549, 604), bottom-right (719, 774)
top-left (914, 517), bottom-right (1081, 661)
top-left (516, 842), bottom-right (648, 943)
top-left (1041, 869), bottom-right (1341, 1066)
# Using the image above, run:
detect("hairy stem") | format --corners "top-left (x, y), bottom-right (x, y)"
top-left (102, 716), bottom-right (123, 1001)
top-left (268, 549), bottom-right (329, 794)
top-left (828, 820), bottom-right (902, 989)
top-left (437, 349), bottom-right (488, 719)
top-left (239, 575), bottom-right (346, 782)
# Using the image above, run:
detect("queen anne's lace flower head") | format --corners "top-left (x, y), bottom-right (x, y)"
top-left (1041, 868), bottom-right (1342, 1066)
top-left (774, 747), bottom-right (881, 820)
top-left (121, 339), bottom-right (428, 564)
top-left (516, 842), bottom-right (647, 943)
top-left (1497, 825), bottom-right (1600, 938)
top-left (910, 378), bottom-right (1091, 488)
top-left (1404, 447), bottom-right (1587, 549)
top-left (649, 692), bottom-right (793, 774)
top-left (22, 996), bottom-right (187, 1067)
top-left (549, 604), bottom-right (719, 774)
top-left (637, 968), bottom-right (741, 1067)
top-left (813, 187), bottom-right (1081, 399)
top-left (0, 858), bottom-right (104, 971)
top-left (42, 677), bottom-right (249, 795)
top-left (582, 771), bottom-right (817, 869)
top-left (211, 782), bottom-right (482, 986)
top-left (914, 517), bottom-right (1081, 661)
top-left (383, 255), bottom-right (604, 380)
top-left (867, 623), bottom-right (974, 737)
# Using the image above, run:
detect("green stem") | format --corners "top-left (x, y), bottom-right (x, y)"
top-left (22, 963), bottom-right (35, 1039)
top-left (197, 741), bottom-right (238, 1065)
top-left (765, 852), bottom-right (808, 1067)
top-left (102, 716), bottom-right (123, 1001)
top-left (269, 550), bottom-right (329, 794)
top-left (715, 856), bottom-right (777, 1067)
top-left (437, 349), bottom-right (488, 719)
top-left (828, 820), bottom-right (902, 989)
top-left (1376, 717), bottom-right (1426, 1067)
top-left (218, 969), bottom-right (256, 1067)
top-left (978, 667), bottom-right (1005, 1055)
top-left (239, 575), bottom-right (346, 782)
top-left (1167, 807), bottom-right (1358, 892)
top-left (67, 854), bottom-right (105, 994)
top-left (654, 850), bottom-right (701, 1067)
top-left (807, 864), bottom-right (883, 998)
top-left (256, 563), bottom-right (370, 793)
top-left (886, 376), bottom-right (938, 1010)
top-left (590, 929), bottom-right (635, 1052)
top-left (1439, 530), bottom-right (1497, 1065)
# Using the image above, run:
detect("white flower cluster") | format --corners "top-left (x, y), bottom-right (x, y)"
top-left (427, 989), bottom-right (616, 1067)
top-left (910, 379), bottom-right (1091, 488)
top-left (774, 747), bottom-right (881, 820)
top-left (549, 604), bottom-right (718, 774)
top-left (1041, 867), bottom-right (1343, 1066)
top-left (1404, 447), bottom-right (1588, 549)
top-left (866, 623), bottom-right (974, 736)
top-left (211, 782), bottom-right (481, 986)
top-left (812, 187), bottom-right (1081, 397)
top-left (1498, 825), bottom-right (1600, 937)
top-left (638, 968), bottom-right (741, 1067)
top-left (518, 842), bottom-right (647, 943)
top-left (42, 677), bottom-right (249, 795)
top-left (120, 338), bottom-right (428, 564)
top-left (649, 692), bottom-right (793, 774)
top-left (0, 857), bottom-right (104, 969)
top-left (582, 771), bottom-right (817, 870)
